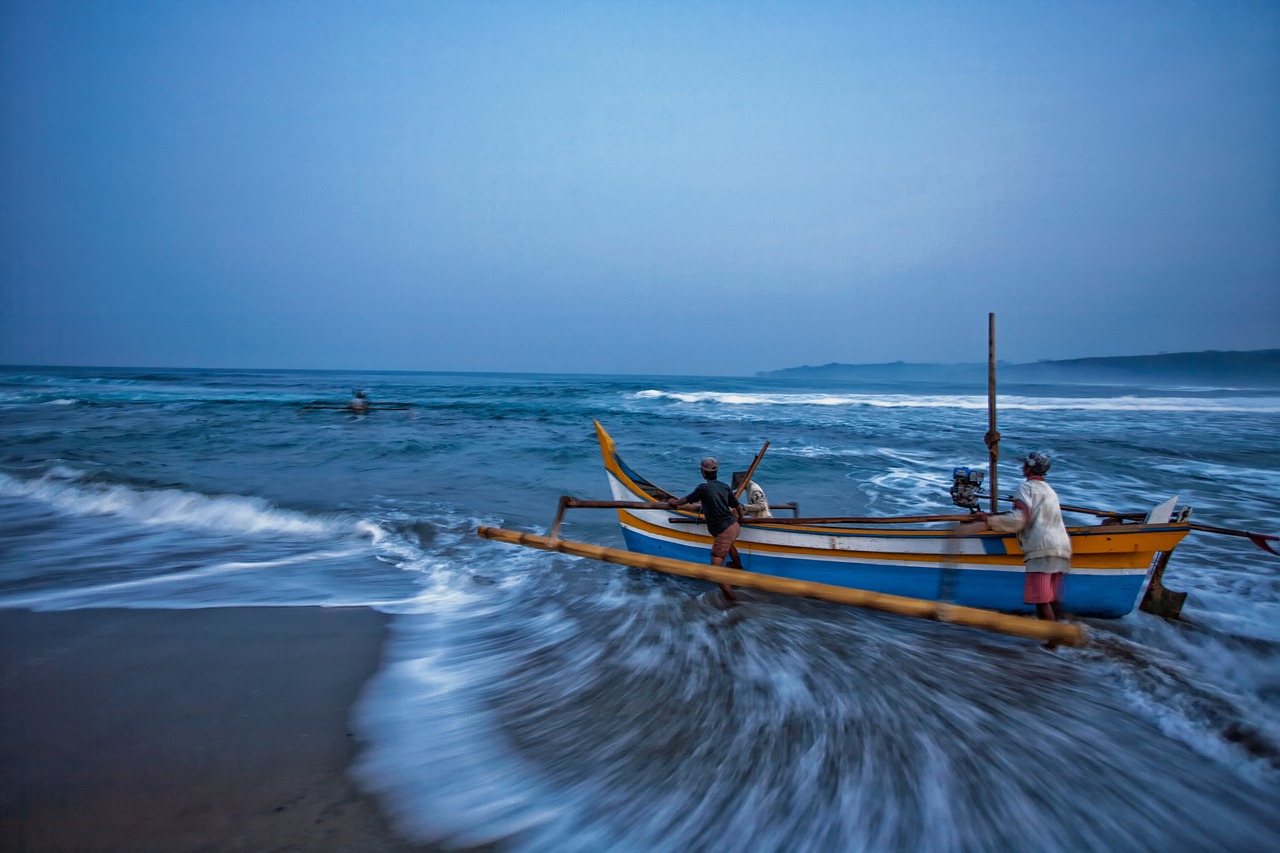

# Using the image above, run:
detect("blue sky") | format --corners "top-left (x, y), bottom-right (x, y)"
top-left (2, 0), bottom-right (1277, 375)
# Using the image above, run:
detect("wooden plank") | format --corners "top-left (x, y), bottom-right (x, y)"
top-left (565, 498), bottom-right (977, 524)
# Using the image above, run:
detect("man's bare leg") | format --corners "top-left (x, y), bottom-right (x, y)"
top-left (726, 544), bottom-right (743, 570)
top-left (711, 555), bottom-right (738, 602)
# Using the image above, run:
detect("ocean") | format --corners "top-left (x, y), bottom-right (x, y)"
top-left (1, 366), bottom-right (1277, 851)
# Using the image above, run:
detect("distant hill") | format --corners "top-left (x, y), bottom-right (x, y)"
top-left (757, 349), bottom-right (1280, 387)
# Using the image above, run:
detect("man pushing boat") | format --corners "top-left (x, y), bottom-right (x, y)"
top-left (966, 451), bottom-right (1073, 643)
top-left (668, 456), bottom-right (745, 602)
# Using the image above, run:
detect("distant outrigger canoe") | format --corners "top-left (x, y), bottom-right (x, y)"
top-left (592, 421), bottom-right (1191, 619)
top-left (299, 401), bottom-right (414, 412)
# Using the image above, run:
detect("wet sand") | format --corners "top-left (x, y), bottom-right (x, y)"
top-left (0, 606), bottom-right (436, 853)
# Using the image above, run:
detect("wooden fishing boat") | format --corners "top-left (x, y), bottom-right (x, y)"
top-left (593, 421), bottom-right (1192, 619)
top-left (481, 317), bottom-right (1272, 638)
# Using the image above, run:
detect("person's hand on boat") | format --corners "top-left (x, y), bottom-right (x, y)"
top-left (953, 515), bottom-right (989, 535)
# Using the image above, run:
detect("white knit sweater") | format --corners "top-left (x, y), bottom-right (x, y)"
top-left (741, 481), bottom-right (772, 518)
top-left (986, 478), bottom-right (1072, 561)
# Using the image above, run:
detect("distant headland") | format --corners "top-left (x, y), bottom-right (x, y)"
top-left (757, 349), bottom-right (1280, 388)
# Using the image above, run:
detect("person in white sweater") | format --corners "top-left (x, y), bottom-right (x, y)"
top-left (731, 471), bottom-right (772, 519)
top-left (972, 452), bottom-right (1072, 625)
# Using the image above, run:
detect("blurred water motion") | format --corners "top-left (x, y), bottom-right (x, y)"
top-left (1, 367), bottom-right (1277, 850)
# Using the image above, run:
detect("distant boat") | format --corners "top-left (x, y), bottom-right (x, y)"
top-left (592, 421), bottom-right (1190, 619)
top-left (299, 401), bottom-right (414, 412)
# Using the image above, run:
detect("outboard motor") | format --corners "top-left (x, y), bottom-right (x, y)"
top-left (950, 467), bottom-right (985, 512)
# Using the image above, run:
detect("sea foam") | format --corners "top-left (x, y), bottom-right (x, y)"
top-left (0, 470), bottom-right (354, 538)
top-left (633, 389), bottom-right (1280, 413)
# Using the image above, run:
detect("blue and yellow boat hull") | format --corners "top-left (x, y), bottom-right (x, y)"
top-left (596, 421), bottom-right (1189, 618)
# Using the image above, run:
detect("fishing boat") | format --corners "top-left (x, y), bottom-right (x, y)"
top-left (591, 420), bottom-right (1190, 619)
top-left (479, 315), bottom-right (1273, 639)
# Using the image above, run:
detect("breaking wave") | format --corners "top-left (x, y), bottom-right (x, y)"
top-left (0, 469), bottom-right (371, 540)
top-left (633, 389), bottom-right (1280, 413)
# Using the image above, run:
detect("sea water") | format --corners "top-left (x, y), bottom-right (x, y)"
top-left (1, 366), bottom-right (1277, 851)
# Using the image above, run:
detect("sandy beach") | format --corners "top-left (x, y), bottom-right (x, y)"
top-left (0, 606), bottom-right (437, 853)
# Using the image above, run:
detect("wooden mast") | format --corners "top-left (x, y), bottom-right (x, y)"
top-left (987, 312), bottom-right (999, 513)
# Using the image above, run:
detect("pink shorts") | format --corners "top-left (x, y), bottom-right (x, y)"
top-left (1024, 571), bottom-right (1064, 604)
top-left (711, 522), bottom-right (740, 560)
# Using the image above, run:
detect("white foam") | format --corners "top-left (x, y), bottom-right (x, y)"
top-left (0, 552), bottom-right (345, 609)
top-left (632, 389), bottom-right (1280, 413)
top-left (1149, 459), bottom-right (1280, 493)
top-left (0, 470), bottom-right (358, 538)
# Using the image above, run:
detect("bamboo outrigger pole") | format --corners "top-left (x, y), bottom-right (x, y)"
top-left (477, 526), bottom-right (1087, 647)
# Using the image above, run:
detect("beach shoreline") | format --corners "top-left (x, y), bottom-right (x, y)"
top-left (0, 606), bottom-right (438, 853)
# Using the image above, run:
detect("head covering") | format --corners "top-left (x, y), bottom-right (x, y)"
top-left (700, 457), bottom-right (718, 473)
top-left (1021, 451), bottom-right (1052, 475)
top-left (731, 471), bottom-right (747, 489)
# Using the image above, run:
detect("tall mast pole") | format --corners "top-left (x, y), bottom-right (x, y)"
top-left (986, 313), bottom-right (999, 513)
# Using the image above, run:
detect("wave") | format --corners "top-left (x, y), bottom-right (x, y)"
top-left (0, 469), bottom-right (367, 539)
top-left (0, 485), bottom-right (489, 611)
top-left (0, 372), bottom-right (318, 406)
top-left (632, 390), bottom-right (1280, 413)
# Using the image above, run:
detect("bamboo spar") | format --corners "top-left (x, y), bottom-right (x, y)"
top-left (477, 526), bottom-right (1087, 647)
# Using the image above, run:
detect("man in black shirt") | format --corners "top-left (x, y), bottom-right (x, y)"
top-left (668, 456), bottom-right (744, 600)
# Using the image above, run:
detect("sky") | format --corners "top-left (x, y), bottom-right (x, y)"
top-left (1, 1), bottom-right (1277, 376)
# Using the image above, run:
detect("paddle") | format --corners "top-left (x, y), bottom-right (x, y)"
top-left (733, 440), bottom-right (770, 498)
top-left (1182, 523), bottom-right (1280, 556)
top-left (1003, 497), bottom-right (1279, 557)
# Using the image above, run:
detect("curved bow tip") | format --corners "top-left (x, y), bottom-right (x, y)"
top-left (1247, 533), bottom-right (1280, 557)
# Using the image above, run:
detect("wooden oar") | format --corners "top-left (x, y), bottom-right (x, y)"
top-left (1040, 499), bottom-right (1278, 556)
top-left (1183, 522), bottom-right (1280, 555)
top-left (1054, 494), bottom-right (1274, 555)
top-left (734, 440), bottom-right (770, 499)
top-left (477, 526), bottom-right (1086, 647)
